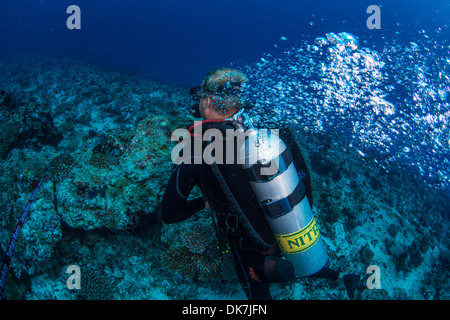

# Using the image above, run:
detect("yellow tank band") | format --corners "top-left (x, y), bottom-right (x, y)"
top-left (273, 217), bottom-right (320, 254)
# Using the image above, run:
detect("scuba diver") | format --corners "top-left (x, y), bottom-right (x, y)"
top-left (161, 67), bottom-right (360, 300)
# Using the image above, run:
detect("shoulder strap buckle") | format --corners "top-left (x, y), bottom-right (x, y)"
top-left (225, 214), bottom-right (239, 232)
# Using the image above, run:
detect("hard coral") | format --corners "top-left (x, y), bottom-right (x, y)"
top-left (89, 135), bottom-right (124, 169)
top-left (181, 224), bottom-right (217, 254)
top-left (48, 153), bottom-right (76, 182)
top-left (76, 266), bottom-right (114, 300)
top-left (0, 116), bottom-right (22, 159)
top-left (126, 116), bottom-right (172, 168)
top-left (162, 246), bottom-right (222, 282)
top-left (162, 224), bottom-right (221, 281)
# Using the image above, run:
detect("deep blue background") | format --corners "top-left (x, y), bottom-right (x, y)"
top-left (0, 0), bottom-right (449, 86)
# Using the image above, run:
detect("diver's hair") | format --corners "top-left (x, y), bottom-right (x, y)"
top-left (201, 67), bottom-right (248, 116)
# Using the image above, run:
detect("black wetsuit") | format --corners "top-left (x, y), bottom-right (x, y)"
top-left (161, 121), bottom-right (339, 299)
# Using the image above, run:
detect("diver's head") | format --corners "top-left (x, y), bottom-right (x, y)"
top-left (191, 67), bottom-right (248, 119)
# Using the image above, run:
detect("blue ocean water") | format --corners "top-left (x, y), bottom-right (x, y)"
top-left (0, 0), bottom-right (449, 301)
top-left (1, 0), bottom-right (448, 86)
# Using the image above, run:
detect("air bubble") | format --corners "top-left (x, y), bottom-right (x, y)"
top-left (241, 30), bottom-right (450, 189)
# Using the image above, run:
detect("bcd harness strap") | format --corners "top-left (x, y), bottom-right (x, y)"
top-left (243, 146), bottom-right (293, 182)
top-left (261, 181), bottom-right (306, 219)
top-left (196, 116), bottom-right (276, 251)
top-left (209, 161), bottom-right (275, 251)
top-left (240, 140), bottom-right (306, 219)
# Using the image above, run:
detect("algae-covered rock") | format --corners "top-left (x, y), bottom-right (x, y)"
top-left (57, 115), bottom-right (174, 231)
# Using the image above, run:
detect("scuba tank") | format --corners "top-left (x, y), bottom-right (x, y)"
top-left (224, 110), bottom-right (328, 278)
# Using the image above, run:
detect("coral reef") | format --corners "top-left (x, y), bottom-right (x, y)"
top-left (162, 246), bottom-right (222, 281)
top-left (162, 223), bottom-right (222, 281)
top-left (75, 265), bottom-right (114, 300)
top-left (180, 224), bottom-right (217, 255)
top-left (0, 55), bottom-right (448, 300)
top-left (0, 56), bottom-right (193, 296)
top-left (0, 95), bottom-right (62, 160)
top-left (56, 114), bottom-right (174, 231)
top-left (48, 153), bottom-right (76, 182)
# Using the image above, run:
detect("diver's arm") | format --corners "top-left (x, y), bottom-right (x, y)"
top-left (161, 164), bottom-right (205, 223)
